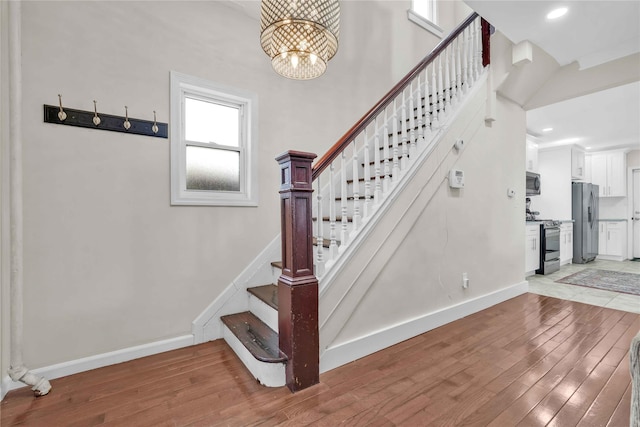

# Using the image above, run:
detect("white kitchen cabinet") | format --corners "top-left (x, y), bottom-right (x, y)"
top-left (526, 140), bottom-right (539, 172)
top-left (598, 221), bottom-right (627, 261)
top-left (560, 222), bottom-right (573, 265)
top-left (525, 224), bottom-right (540, 275)
top-left (571, 147), bottom-right (585, 180)
top-left (590, 151), bottom-right (626, 197)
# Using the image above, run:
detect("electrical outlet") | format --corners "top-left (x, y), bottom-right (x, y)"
top-left (462, 272), bottom-right (469, 289)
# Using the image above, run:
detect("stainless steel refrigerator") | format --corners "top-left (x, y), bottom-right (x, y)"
top-left (572, 182), bottom-right (599, 263)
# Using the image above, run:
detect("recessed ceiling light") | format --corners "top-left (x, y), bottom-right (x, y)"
top-left (585, 147), bottom-right (592, 150)
top-left (547, 7), bottom-right (568, 20)
top-left (542, 127), bottom-right (553, 132)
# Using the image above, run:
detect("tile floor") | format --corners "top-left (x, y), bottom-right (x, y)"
top-left (527, 258), bottom-right (640, 313)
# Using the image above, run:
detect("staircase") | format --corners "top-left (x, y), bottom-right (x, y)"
top-left (218, 12), bottom-right (491, 392)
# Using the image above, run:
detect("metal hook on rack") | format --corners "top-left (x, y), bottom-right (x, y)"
top-left (57, 94), bottom-right (67, 121)
top-left (123, 106), bottom-right (131, 130)
top-left (152, 111), bottom-right (159, 134)
top-left (92, 100), bottom-right (101, 126)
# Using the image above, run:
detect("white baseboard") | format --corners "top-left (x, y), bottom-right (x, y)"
top-left (319, 280), bottom-right (529, 373)
top-left (1, 375), bottom-right (11, 400)
top-left (1, 334), bottom-right (194, 397)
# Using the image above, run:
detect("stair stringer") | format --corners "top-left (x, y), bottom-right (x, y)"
top-left (318, 73), bottom-right (492, 371)
top-left (192, 235), bottom-right (281, 344)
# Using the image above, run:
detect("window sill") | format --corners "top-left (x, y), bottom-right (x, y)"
top-left (407, 9), bottom-right (443, 38)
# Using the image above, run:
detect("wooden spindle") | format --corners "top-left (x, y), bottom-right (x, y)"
top-left (408, 82), bottom-right (416, 159)
top-left (416, 73), bottom-right (425, 148)
top-left (315, 176), bottom-right (324, 277)
top-left (340, 151), bottom-right (349, 245)
top-left (467, 27), bottom-right (473, 88)
top-left (444, 47), bottom-right (451, 113)
top-left (431, 64), bottom-right (439, 128)
top-left (456, 36), bottom-right (463, 101)
top-left (351, 140), bottom-right (361, 231)
top-left (400, 91), bottom-right (408, 170)
top-left (383, 109), bottom-right (390, 193)
top-left (437, 55), bottom-right (444, 122)
top-left (328, 162), bottom-right (337, 260)
top-left (373, 120), bottom-right (382, 203)
top-left (423, 67), bottom-right (432, 138)
top-left (450, 43), bottom-right (457, 106)
top-left (391, 99), bottom-right (400, 181)
top-left (363, 128), bottom-right (372, 218)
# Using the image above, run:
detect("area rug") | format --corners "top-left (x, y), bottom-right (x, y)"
top-left (556, 269), bottom-right (640, 296)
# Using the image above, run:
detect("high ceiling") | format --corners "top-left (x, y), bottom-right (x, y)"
top-left (466, 0), bottom-right (640, 151)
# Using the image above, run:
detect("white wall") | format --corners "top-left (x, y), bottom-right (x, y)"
top-left (6, 0), bottom-right (468, 371)
top-left (324, 89), bottom-right (526, 351)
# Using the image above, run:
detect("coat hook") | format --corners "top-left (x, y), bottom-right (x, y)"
top-left (92, 100), bottom-right (101, 126)
top-left (57, 94), bottom-right (67, 121)
top-left (123, 106), bottom-right (131, 130)
top-left (152, 111), bottom-right (159, 134)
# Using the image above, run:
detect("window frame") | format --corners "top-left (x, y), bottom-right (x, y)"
top-left (170, 71), bottom-right (258, 206)
top-left (408, 0), bottom-right (443, 38)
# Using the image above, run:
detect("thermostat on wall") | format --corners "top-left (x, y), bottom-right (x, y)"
top-left (449, 169), bottom-right (464, 188)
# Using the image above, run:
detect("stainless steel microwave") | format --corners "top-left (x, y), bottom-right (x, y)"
top-left (526, 171), bottom-right (541, 195)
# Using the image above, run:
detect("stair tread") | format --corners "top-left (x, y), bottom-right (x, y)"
top-left (271, 261), bottom-right (283, 269)
top-left (313, 236), bottom-right (340, 248)
top-left (247, 284), bottom-right (278, 310)
top-left (221, 312), bottom-right (287, 363)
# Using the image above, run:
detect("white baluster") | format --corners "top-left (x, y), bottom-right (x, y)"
top-left (476, 18), bottom-right (482, 75)
top-left (392, 99), bottom-right (400, 181)
top-left (351, 140), bottom-right (361, 231)
top-left (373, 119), bottom-right (382, 203)
top-left (455, 36), bottom-right (462, 102)
top-left (400, 90), bottom-right (408, 170)
top-left (340, 151), bottom-right (349, 246)
top-left (315, 176), bottom-right (324, 276)
top-left (467, 26), bottom-right (473, 88)
top-left (431, 64), bottom-right (439, 128)
top-left (408, 81), bottom-right (417, 159)
top-left (416, 72), bottom-right (426, 148)
top-left (462, 29), bottom-right (469, 93)
top-left (437, 55), bottom-right (444, 122)
top-left (450, 43), bottom-right (457, 107)
top-left (423, 67), bottom-right (432, 138)
top-left (444, 47), bottom-right (451, 114)
top-left (363, 128), bottom-right (372, 218)
top-left (328, 163), bottom-right (337, 260)
top-left (383, 109), bottom-right (390, 193)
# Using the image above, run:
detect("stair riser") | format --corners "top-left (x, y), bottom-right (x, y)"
top-left (222, 325), bottom-right (286, 387)
top-left (248, 293), bottom-right (278, 332)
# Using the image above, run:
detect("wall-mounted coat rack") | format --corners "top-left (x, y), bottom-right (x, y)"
top-left (43, 96), bottom-right (167, 138)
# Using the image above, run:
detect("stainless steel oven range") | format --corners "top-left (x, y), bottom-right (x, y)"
top-left (536, 220), bottom-right (560, 275)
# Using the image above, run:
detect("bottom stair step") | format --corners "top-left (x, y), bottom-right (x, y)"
top-left (221, 312), bottom-right (286, 363)
top-left (221, 311), bottom-right (286, 387)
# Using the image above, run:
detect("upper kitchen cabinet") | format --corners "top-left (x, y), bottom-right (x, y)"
top-left (571, 147), bottom-right (586, 180)
top-left (589, 151), bottom-right (626, 197)
top-left (526, 140), bottom-right (539, 172)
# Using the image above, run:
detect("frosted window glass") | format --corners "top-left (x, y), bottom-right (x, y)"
top-left (186, 146), bottom-right (240, 191)
top-left (185, 97), bottom-right (239, 146)
top-left (413, 0), bottom-right (434, 21)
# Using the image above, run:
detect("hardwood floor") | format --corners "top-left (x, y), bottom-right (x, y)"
top-left (2, 293), bottom-right (638, 426)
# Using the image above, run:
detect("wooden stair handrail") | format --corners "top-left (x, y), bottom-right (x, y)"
top-left (312, 12), bottom-right (487, 181)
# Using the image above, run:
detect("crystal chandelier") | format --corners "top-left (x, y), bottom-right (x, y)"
top-left (260, 0), bottom-right (340, 80)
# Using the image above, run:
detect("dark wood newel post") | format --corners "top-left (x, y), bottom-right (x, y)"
top-left (275, 150), bottom-right (319, 392)
top-left (481, 18), bottom-right (491, 67)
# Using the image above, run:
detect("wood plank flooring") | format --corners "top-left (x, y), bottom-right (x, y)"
top-left (1, 293), bottom-right (638, 426)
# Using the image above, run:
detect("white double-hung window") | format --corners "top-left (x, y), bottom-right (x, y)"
top-left (408, 0), bottom-right (443, 38)
top-left (170, 71), bottom-right (258, 206)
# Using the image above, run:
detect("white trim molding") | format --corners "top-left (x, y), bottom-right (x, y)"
top-left (320, 280), bottom-right (529, 373)
top-left (2, 335), bottom-right (194, 396)
top-left (407, 9), bottom-right (443, 38)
